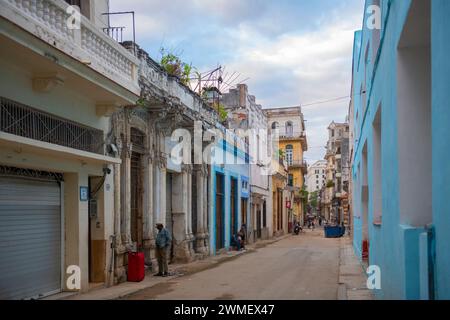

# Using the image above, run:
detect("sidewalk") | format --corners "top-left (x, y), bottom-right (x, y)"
top-left (337, 236), bottom-right (374, 300)
top-left (53, 234), bottom-right (291, 300)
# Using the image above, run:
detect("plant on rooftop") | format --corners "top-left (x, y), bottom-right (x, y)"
top-left (159, 47), bottom-right (193, 87)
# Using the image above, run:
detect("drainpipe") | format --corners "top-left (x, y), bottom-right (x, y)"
top-left (425, 224), bottom-right (436, 300)
top-left (108, 234), bottom-right (116, 287)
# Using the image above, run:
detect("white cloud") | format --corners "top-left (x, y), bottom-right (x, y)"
top-left (109, 0), bottom-right (364, 162)
top-left (218, 8), bottom-right (362, 162)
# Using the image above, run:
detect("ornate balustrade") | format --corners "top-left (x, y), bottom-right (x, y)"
top-left (1, 0), bottom-right (140, 96)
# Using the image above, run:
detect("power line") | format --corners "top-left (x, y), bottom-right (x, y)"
top-left (301, 95), bottom-right (351, 108)
top-left (301, 91), bottom-right (364, 108)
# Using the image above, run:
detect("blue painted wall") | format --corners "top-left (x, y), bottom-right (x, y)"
top-left (431, 0), bottom-right (450, 300)
top-left (349, 0), bottom-right (450, 299)
top-left (209, 138), bottom-right (250, 256)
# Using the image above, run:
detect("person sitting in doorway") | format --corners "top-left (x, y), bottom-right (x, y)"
top-left (238, 225), bottom-right (247, 250)
top-left (231, 233), bottom-right (241, 251)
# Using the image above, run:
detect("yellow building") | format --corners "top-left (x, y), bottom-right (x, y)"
top-left (271, 157), bottom-right (289, 237)
top-left (266, 107), bottom-right (308, 229)
top-left (279, 136), bottom-right (308, 223)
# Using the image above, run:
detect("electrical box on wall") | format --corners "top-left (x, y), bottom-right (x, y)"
top-left (89, 199), bottom-right (98, 219)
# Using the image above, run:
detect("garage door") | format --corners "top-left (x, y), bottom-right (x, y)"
top-left (0, 176), bottom-right (62, 300)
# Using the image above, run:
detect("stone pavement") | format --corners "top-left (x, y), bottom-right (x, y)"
top-left (49, 235), bottom-right (290, 300)
top-left (47, 232), bottom-right (374, 300)
top-left (338, 236), bottom-right (374, 300)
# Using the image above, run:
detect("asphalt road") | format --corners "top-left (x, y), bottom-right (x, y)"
top-left (124, 229), bottom-right (341, 300)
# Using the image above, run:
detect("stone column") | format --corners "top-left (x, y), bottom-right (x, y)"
top-left (194, 165), bottom-right (207, 255)
top-left (143, 153), bottom-right (155, 266)
top-left (203, 166), bottom-right (210, 254)
top-left (171, 166), bottom-right (192, 263)
top-left (158, 153), bottom-right (167, 226)
top-left (153, 153), bottom-right (166, 225)
top-left (113, 162), bottom-right (127, 283)
top-left (186, 165), bottom-right (195, 258)
top-left (120, 139), bottom-right (132, 247)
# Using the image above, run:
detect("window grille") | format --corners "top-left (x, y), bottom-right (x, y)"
top-left (0, 97), bottom-right (104, 155)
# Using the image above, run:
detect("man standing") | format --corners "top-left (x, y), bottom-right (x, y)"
top-left (155, 223), bottom-right (171, 277)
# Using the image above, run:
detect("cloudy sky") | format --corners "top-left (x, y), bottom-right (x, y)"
top-left (109, 0), bottom-right (365, 162)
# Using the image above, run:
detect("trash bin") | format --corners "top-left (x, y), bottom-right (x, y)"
top-left (127, 252), bottom-right (145, 282)
top-left (324, 226), bottom-right (343, 238)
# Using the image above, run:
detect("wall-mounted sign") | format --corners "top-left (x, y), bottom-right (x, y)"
top-left (80, 186), bottom-right (89, 202)
top-left (286, 200), bottom-right (292, 209)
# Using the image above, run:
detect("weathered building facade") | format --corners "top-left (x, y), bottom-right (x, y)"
top-left (221, 84), bottom-right (272, 242)
top-left (323, 122), bottom-right (350, 225)
top-left (350, 0), bottom-right (450, 300)
top-left (306, 160), bottom-right (327, 194)
top-left (209, 131), bottom-right (250, 254)
top-left (0, 0), bottom-right (140, 298)
top-left (110, 44), bottom-right (221, 281)
top-left (266, 107), bottom-right (308, 229)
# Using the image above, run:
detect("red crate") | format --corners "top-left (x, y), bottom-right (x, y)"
top-left (127, 252), bottom-right (145, 282)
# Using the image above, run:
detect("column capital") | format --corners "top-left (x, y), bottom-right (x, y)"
top-left (182, 164), bottom-right (194, 174)
top-left (156, 152), bottom-right (167, 169)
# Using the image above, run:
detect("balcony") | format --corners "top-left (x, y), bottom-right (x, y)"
top-left (1, 96), bottom-right (104, 155)
top-left (278, 131), bottom-right (306, 140)
top-left (270, 157), bottom-right (288, 179)
top-left (288, 160), bottom-right (308, 173)
top-left (1, 0), bottom-right (140, 96)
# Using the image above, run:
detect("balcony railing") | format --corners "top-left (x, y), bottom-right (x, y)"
top-left (278, 131), bottom-right (307, 140)
top-left (288, 160), bottom-right (308, 173)
top-left (1, 0), bottom-right (140, 95)
top-left (1, 96), bottom-right (104, 155)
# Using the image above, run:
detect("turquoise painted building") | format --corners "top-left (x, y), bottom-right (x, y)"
top-left (209, 132), bottom-right (250, 255)
top-left (351, 0), bottom-right (450, 300)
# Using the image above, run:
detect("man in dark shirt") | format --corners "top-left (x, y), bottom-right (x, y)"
top-left (155, 223), bottom-right (172, 277)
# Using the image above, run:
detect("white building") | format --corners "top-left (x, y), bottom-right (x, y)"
top-left (0, 0), bottom-right (140, 299)
top-left (221, 84), bottom-right (272, 242)
top-left (306, 160), bottom-right (327, 194)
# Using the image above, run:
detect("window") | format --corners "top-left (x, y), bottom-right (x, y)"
top-left (331, 129), bottom-right (335, 137)
top-left (288, 174), bottom-right (294, 187)
top-left (397, 0), bottom-right (431, 227)
top-left (372, 0), bottom-right (381, 64)
top-left (285, 145), bottom-right (293, 166)
top-left (271, 122), bottom-right (279, 130)
top-left (65, 0), bottom-right (81, 6)
top-left (285, 121), bottom-right (293, 137)
top-left (373, 106), bottom-right (382, 226)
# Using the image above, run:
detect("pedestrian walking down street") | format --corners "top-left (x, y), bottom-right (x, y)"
top-left (154, 223), bottom-right (172, 277)
top-left (239, 225), bottom-right (247, 250)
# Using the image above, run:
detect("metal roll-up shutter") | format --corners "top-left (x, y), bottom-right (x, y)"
top-left (0, 176), bottom-right (61, 300)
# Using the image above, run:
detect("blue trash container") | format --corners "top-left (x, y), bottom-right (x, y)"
top-left (324, 226), bottom-right (342, 238)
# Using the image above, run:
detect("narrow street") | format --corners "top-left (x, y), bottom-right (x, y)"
top-left (124, 229), bottom-right (341, 300)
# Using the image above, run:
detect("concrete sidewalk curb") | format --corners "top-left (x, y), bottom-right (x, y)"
top-left (338, 236), bottom-right (375, 300)
top-left (64, 234), bottom-right (292, 300)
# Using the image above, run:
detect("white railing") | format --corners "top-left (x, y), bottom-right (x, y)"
top-left (1, 0), bottom-right (140, 96)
